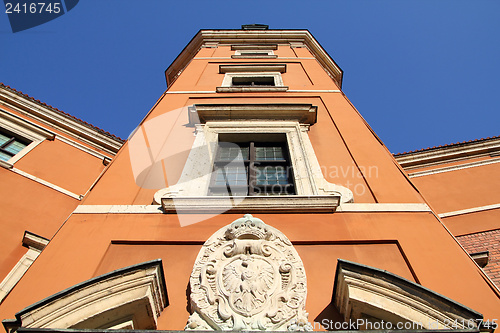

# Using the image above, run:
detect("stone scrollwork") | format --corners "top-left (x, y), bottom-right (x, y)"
top-left (185, 214), bottom-right (311, 331)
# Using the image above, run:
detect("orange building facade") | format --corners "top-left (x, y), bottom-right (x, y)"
top-left (0, 83), bottom-right (123, 305)
top-left (0, 27), bottom-right (499, 332)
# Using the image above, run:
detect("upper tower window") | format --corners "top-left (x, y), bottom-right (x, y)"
top-left (217, 64), bottom-right (287, 93)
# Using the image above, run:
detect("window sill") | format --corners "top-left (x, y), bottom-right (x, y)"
top-left (231, 55), bottom-right (278, 59)
top-left (0, 159), bottom-right (13, 169)
top-left (161, 195), bottom-right (340, 214)
top-left (216, 86), bottom-right (289, 93)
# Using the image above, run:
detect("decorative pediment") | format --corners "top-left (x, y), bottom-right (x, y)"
top-left (186, 214), bottom-right (311, 331)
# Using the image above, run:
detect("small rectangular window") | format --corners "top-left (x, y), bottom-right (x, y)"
top-left (0, 129), bottom-right (31, 162)
top-left (209, 134), bottom-right (295, 196)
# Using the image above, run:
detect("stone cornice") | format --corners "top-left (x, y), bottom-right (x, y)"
top-left (165, 30), bottom-right (343, 89)
top-left (219, 64), bottom-right (287, 73)
top-left (22, 231), bottom-right (49, 252)
top-left (161, 195), bottom-right (340, 214)
top-left (189, 103), bottom-right (317, 125)
top-left (0, 87), bottom-right (123, 155)
top-left (395, 136), bottom-right (500, 170)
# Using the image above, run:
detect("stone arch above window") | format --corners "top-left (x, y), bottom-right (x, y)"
top-left (333, 259), bottom-right (483, 330)
top-left (3, 260), bottom-right (168, 333)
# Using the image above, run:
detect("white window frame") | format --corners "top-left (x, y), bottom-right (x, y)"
top-left (221, 72), bottom-right (284, 87)
top-left (0, 110), bottom-right (55, 167)
top-left (217, 72), bottom-right (287, 93)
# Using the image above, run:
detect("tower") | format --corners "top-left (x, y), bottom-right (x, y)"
top-left (1, 27), bottom-right (498, 331)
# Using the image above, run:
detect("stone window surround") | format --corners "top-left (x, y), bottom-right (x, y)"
top-left (154, 104), bottom-right (353, 213)
top-left (0, 110), bottom-right (55, 167)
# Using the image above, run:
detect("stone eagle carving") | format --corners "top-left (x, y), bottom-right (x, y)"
top-left (185, 214), bottom-right (311, 331)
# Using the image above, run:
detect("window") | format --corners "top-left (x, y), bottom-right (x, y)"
top-left (0, 111), bottom-right (55, 167)
top-left (154, 104), bottom-right (354, 214)
top-left (209, 134), bottom-right (294, 196)
top-left (217, 72), bottom-right (287, 92)
top-left (0, 129), bottom-right (31, 162)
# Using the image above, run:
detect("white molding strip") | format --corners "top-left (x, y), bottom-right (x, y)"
top-left (337, 203), bottom-right (431, 213)
top-left (193, 57), bottom-right (317, 60)
top-left (162, 195), bottom-right (340, 214)
top-left (0, 248), bottom-right (40, 303)
top-left (9, 168), bottom-right (82, 200)
top-left (439, 203), bottom-right (500, 218)
top-left (165, 90), bottom-right (342, 94)
top-left (408, 157), bottom-right (500, 178)
top-left (165, 91), bottom-right (216, 94)
top-left (396, 138), bottom-right (500, 170)
top-left (72, 203), bottom-right (431, 214)
top-left (73, 205), bottom-right (163, 214)
top-left (55, 136), bottom-right (112, 160)
top-left (0, 231), bottom-right (48, 303)
top-left (0, 89), bottom-right (123, 154)
top-left (287, 90), bottom-right (341, 93)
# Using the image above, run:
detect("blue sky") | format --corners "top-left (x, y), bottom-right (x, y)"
top-left (1, 1), bottom-right (499, 154)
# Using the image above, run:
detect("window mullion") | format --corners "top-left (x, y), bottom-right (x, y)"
top-left (249, 141), bottom-right (256, 195)
top-left (1, 137), bottom-right (15, 149)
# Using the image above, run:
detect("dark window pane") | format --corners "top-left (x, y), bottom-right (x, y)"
top-left (0, 133), bottom-right (9, 146)
top-left (255, 166), bottom-right (289, 185)
top-left (4, 140), bottom-right (27, 155)
top-left (0, 151), bottom-right (11, 161)
top-left (210, 139), bottom-right (294, 196)
top-left (232, 77), bottom-right (275, 86)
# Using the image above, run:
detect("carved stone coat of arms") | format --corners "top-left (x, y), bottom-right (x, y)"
top-left (185, 214), bottom-right (311, 331)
